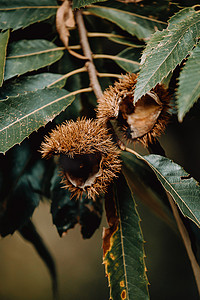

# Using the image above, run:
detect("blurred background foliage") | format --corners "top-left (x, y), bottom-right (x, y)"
top-left (0, 0), bottom-right (200, 299)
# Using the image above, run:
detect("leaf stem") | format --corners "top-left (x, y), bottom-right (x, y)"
top-left (93, 54), bottom-right (140, 65)
top-left (65, 87), bottom-right (93, 97)
top-left (87, 32), bottom-right (124, 38)
top-left (75, 10), bottom-right (103, 99)
top-left (47, 66), bottom-right (87, 87)
top-left (97, 72), bottom-right (123, 79)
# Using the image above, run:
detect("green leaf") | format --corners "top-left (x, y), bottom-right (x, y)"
top-left (139, 29), bottom-right (165, 65)
top-left (127, 150), bottom-right (200, 228)
top-left (0, 73), bottom-right (67, 99)
top-left (19, 220), bottom-right (57, 298)
top-left (121, 151), bottom-right (175, 229)
top-left (4, 39), bottom-right (64, 81)
top-left (177, 43), bottom-right (200, 122)
top-left (0, 140), bottom-right (46, 236)
top-left (0, 88), bottom-right (74, 154)
top-left (0, 30), bottom-right (9, 87)
top-left (116, 47), bottom-right (141, 73)
top-left (134, 7), bottom-right (200, 102)
top-left (0, 0), bottom-right (57, 31)
top-left (73, 0), bottom-right (107, 9)
top-left (168, 6), bottom-right (196, 27)
top-left (144, 154), bottom-right (200, 227)
top-left (103, 173), bottom-right (149, 300)
top-left (50, 168), bottom-right (103, 238)
top-left (87, 5), bottom-right (165, 40)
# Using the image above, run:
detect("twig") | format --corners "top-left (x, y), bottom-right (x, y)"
top-left (75, 10), bottom-right (103, 99)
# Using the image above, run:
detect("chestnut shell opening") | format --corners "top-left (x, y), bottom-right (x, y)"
top-left (59, 152), bottom-right (102, 188)
top-left (118, 92), bottom-right (162, 140)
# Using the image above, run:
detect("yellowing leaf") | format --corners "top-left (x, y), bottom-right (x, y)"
top-left (103, 174), bottom-right (149, 300)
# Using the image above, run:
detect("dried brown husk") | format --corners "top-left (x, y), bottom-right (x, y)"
top-left (97, 73), bottom-right (171, 146)
top-left (41, 118), bottom-right (121, 200)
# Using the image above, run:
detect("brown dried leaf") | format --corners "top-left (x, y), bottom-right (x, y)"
top-left (56, 0), bottom-right (75, 48)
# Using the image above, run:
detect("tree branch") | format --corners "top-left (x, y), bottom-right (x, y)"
top-left (75, 10), bottom-right (103, 99)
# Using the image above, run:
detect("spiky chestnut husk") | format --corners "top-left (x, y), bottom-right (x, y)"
top-left (40, 118), bottom-right (121, 200)
top-left (97, 73), bottom-right (171, 146)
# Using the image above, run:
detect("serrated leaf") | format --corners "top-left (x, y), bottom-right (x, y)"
top-left (134, 7), bottom-right (200, 102)
top-left (0, 73), bottom-right (67, 99)
top-left (144, 155), bottom-right (200, 227)
top-left (116, 47), bottom-right (141, 73)
top-left (0, 30), bottom-right (9, 87)
top-left (19, 220), bottom-right (57, 298)
top-left (73, 0), bottom-right (107, 9)
top-left (4, 39), bottom-right (64, 81)
top-left (50, 168), bottom-right (102, 238)
top-left (168, 6), bottom-right (195, 27)
top-left (0, 140), bottom-right (46, 236)
top-left (121, 151), bottom-right (175, 229)
top-left (140, 29), bottom-right (165, 65)
top-left (0, 88), bottom-right (74, 153)
top-left (177, 43), bottom-right (200, 122)
top-left (128, 150), bottom-right (200, 227)
top-left (87, 5), bottom-right (165, 40)
top-left (0, 0), bottom-right (57, 31)
top-left (103, 174), bottom-right (149, 300)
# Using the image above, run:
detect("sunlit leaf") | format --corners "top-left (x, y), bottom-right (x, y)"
top-left (0, 73), bottom-right (67, 99)
top-left (87, 5), bottom-right (165, 40)
top-left (177, 43), bottom-right (200, 122)
top-left (0, 88), bottom-right (74, 153)
top-left (4, 39), bottom-right (64, 81)
top-left (134, 7), bottom-right (200, 102)
top-left (0, 30), bottom-right (9, 87)
top-left (103, 174), bottom-right (149, 300)
top-left (0, 0), bottom-right (57, 31)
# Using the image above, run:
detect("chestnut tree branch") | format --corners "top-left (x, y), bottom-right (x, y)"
top-left (75, 10), bottom-right (103, 99)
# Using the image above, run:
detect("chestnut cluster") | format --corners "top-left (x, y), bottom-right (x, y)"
top-left (41, 73), bottom-right (170, 201)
